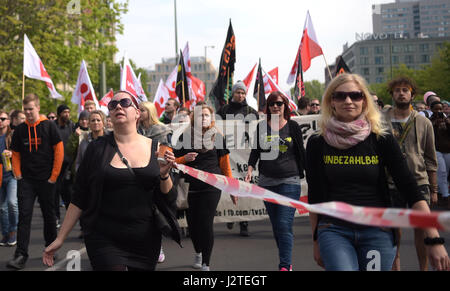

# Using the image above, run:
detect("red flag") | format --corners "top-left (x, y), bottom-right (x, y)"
top-left (287, 11), bottom-right (323, 84)
top-left (262, 67), bottom-right (279, 94)
top-left (243, 63), bottom-right (257, 89)
top-left (264, 69), bottom-right (297, 112)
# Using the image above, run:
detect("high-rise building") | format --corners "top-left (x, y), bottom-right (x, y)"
top-left (325, 36), bottom-right (449, 85)
top-left (373, 0), bottom-right (450, 38)
top-left (325, 0), bottom-right (450, 85)
top-left (146, 57), bottom-right (217, 99)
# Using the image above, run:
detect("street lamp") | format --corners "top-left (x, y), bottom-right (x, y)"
top-left (204, 45), bottom-right (215, 94)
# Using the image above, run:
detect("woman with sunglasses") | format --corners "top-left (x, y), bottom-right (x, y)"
top-left (306, 73), bottom-right (449, 271)
top-left (43, 91), bottom-right (179, 271)
top-left (245, 91), bottom-right (306, 271)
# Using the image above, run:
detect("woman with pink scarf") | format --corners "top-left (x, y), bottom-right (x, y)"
top-left (305, 73), bottom-right (449, 271)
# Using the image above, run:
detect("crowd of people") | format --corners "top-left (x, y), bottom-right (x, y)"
top-left (0, 73), bottom-right (449, 271)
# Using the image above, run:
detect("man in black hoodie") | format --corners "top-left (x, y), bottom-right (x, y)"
top-left (217, 81), bottom-right (258, 121)
top-left (218, 81), bottom-right (258, 236)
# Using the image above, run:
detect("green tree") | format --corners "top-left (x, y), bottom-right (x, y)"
top-left (290, 80), bottom-right (325, 101)
top-left (370, 42), bottom-right (449, 105)
top-left (0, 0), bottom-right (128, 115)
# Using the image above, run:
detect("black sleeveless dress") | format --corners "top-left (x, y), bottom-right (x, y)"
top-left (84, 140), bottom-right (162, 270)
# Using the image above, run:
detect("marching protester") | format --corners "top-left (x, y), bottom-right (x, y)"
top-left (174, 105), bottom-right (237, 271)
top-left (9, 110), bottom-right (25, 130)
top-left (0, 111), bottom-right (18, 247)
top-left (218, 80), bottom-right (258, 237)
top-left (54, 105), bottom-right (75, 220)
top-left (245, 91), bottom-right (306, 271)
top-left (217, 80), bottom-right (258, 120)
top-left (383, 77), bottom-right (439, 271)
top-left (46, 112), bottom-right (57, 121)
top-left (67, 110), bottom-right (90, 173)
top-left (83, 100), bottom-right (97, 113)
top-left (297, 97), bottom-right (311, 116)
top-left (159, 99), bottom-right (180, 124)
top-left (43, 91), bottom-right (179, 271)
top-left (138, 101), bottom-right (173, 263)
top-left (7, 93), bottom-right (64, 270)
top-left (305, 73), bottom-right (449, 271)
top-left (172, 107), bottom-right (191, 124)
top-left (308, 98), bottom-right (321, 114)
top-left (75, 110), bottom-right (107, 172)
top-left (138, 101), bottom-right (172, 146)
top-left (421, 91), bottom-right (441, 118)
top-left (429, 100), bottom-right (450, 209)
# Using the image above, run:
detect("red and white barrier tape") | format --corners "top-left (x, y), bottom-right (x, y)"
top-left (176, 163), bottom-right (450, 231)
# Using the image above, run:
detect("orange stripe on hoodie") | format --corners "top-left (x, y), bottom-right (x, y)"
top-left (219, 154), bottom-right (233, 178)
top-left (12, 151), bottom-right (22, 179)
top-left (50, 141), bottom-right (64, 183)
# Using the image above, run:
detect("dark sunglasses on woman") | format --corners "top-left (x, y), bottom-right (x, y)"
top-left (269, 101), bottom-right (284, 107)
top-left (108, 98), bottom-right (135, 111)
top-left (332, 91), bottom-right (364, 102)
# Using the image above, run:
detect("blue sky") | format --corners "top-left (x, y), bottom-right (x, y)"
top-left (116, 0), bottom-right (393, 91)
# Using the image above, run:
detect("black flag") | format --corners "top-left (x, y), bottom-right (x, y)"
top-left (253, 59), bottom-right (265, 112)
top-left (293, 48), bottom-right (305, 103)
top-left (176, 50), bottom-right (190, 107)
top-left (209, 20), bottom-right (236, 111)
top-left (334, 55), bottom-right (351, 76)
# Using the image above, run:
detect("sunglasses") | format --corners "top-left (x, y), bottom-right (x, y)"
top-left (0, 117), bottom-right (8, 122)
top-left (311, 103), bottom-right (320, 107)
top-left (107, 98), bottom-right (135, 111)
top-left (48, 116), bottom-right (56, 120)
top-left (269, 101), bottom-right (284, 107)
top-left (332, 91), bottom-right (364, 102)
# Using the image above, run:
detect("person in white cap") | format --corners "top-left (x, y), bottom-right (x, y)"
top-left (420, 91), bottom-right (441, 118)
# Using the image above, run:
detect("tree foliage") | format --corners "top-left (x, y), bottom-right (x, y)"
top-left (370, 42), bottom-right (450, 105)
top-left (0, 0), bottom-right (128, 115)
top-left (290, 80), bottom-right (325, 101)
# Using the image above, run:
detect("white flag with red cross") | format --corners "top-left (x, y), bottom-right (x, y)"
top-left (263, 67), bottom-right (279, 94)
top-left (99, 88), bottom-right (114, 115)
top-left (71, 60), bottom-right (99, 113)
top-left (120, 55), bottom-right (147, 103)
top-left (154, 79), bottom-right (171, 118)
top-left (263, 68), bottom-right (297, 112)
top-left (23, 34), bottom-right (62, 99)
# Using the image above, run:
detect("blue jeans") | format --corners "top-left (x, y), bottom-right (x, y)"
top-left (262, 183), bottom-right (301, 270)
top-left (317, 223), bottom-right (396, 271)
top-left (0, 175), bottom-right (18, 235)
top-left (436, 151), bottom-right (450, 197)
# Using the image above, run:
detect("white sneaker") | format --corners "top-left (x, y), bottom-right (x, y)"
top-left (201, 263), bottom-right (210, 271)
top-left (158, 247), bottom-right (165, 263)
top-left (192, 253), bottom-right (202, 269)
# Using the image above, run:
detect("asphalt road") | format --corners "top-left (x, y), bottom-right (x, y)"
top-left (0, 202), bottom-right (449, 271)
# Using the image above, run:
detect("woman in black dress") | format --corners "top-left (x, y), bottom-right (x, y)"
top-left (43, 91), bottom-right (177, 271)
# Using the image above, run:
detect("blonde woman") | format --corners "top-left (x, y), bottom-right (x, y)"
top-left (173, 105), bottom-right (236, 271)
top-left (138, 102), bottom-right (172, 146)
top-left (305, 73), bottom-right (449, 271)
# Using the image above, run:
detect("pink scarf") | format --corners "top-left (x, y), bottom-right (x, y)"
top-left (323, 116), bottom-right (372, 149)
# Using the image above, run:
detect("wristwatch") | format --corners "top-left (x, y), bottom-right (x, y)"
top-left (424, 237), bottom-right (445, 246)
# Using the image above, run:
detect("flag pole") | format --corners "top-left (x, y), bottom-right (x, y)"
top-left (22, 73), bottom-right (25, 104)
top-left (322, 54), bottom-right (333, 80)
top-left (182, 80), bottom-right (186, 107)
top-left (226, 69), bottom-right (230, 104)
